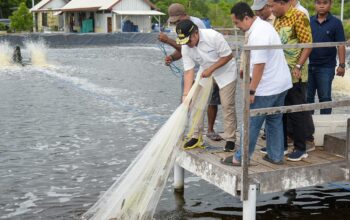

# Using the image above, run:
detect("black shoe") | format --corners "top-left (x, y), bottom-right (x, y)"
top-left (183, 138), bottom-right (200, 150)
top-left (224, 141), bottom-right (235, 152)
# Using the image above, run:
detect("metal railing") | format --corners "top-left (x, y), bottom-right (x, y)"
top-left (240, 41), bottom-right (350, 200)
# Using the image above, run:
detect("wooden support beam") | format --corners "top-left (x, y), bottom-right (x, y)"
top-left (242, 41), bottom-right (350, 51)
top-left (242, 51), bottom-right (250, 201)
top-left (250, 99), bottom-right (350, 117)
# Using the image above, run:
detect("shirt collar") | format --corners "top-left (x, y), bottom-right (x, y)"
top-left (315, 12), bottom-right (332, 23)
top-left (267, 14), bottom-right (275, 24)
top-left (247, 17), bottom-right (260, 35)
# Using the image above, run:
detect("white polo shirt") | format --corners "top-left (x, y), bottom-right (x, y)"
top-left (247, 17), bottom-right (292, 96)
top-left (181, 29), bottom-right (237, 89)
top-left (190, 16), bottom-right (207, 29)
top-left (296, 1), bottom-right (310, 20)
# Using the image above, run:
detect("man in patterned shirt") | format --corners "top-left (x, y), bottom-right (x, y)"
top-left (268, 0), bottom-right (314, 161)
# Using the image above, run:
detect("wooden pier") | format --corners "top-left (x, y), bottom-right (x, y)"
top-left (176, 133), bottom-right (349, 197)
top-left (173, 41), bottom-right (350, 220)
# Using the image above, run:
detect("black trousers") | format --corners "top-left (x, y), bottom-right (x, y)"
top-left (283, 82), bottom-right (314, 151)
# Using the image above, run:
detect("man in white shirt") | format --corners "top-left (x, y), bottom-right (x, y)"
top-left (240, 0), bottom-right (275, 80)
top-left (175, 19), bottom-right (238, 151)
top-left (251, 0), bottom-right (275, 24)
top-left (222, 2), bottom-right (292, 165)
top-left (158, 3), bottom-right (223, 143)
top-left (291, 0), bottom-right (310, 19)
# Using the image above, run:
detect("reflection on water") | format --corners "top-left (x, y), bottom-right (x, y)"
top-left (0, 44), bottom-right (350, 219)
top-left (155, 183), bottom-right (350, 220)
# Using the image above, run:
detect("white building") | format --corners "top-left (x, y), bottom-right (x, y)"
top-left (60, 0), bottom-right (165, 33)
top-left (30, 0), bottom-right (68, 32)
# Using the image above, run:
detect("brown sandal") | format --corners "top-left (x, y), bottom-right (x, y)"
top-left (220, 155), bottom-right (241, 166)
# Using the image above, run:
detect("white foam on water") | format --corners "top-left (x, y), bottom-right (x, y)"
top-left (47, 192), bottom-right (72, 197)
top-left (77, 177), bottom-right (85, 183)
top-left (0, 41), bottom-right (13, 66)
top-left (33, 66), bottom-right (163, 129)
top-left (0, 192), bottom-right (39, 219)
top-left (37, 66), bottom-right (127, 98)
top-left (105, 159), bottom-right (127, 166)
top-left (333, 69), bottom-right (350, 95)
top-left (53, 167), bottom-right (68, 172)
top-left (29, 143), bottom-right (49, 151)
top-left (24, 40), bottom-right (49, 66)
top-left (59, 198), bottom-right (71, 203)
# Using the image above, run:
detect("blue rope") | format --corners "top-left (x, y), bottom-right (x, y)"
top-left (158, 43), bottom-right (183, 79)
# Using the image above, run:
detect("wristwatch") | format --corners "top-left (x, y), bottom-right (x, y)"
top-left (339, 63), bottom-right (346, 68)
top-left (295, 64), bottom-right (302, 69)
top-left (249, 90), bottom-right (256, 95)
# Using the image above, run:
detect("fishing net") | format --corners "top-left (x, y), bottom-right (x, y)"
top-left (82, 74), bottom-right (213, 220)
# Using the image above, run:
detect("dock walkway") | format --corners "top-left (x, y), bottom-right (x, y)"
top-left (176, 133), bottom-right (349, 197)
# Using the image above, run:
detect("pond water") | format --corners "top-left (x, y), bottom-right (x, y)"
top-left (0, 43), bottom-right (350, 220)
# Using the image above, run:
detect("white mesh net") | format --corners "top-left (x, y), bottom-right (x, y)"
top-left (82, 74), bottom-right (213, 220)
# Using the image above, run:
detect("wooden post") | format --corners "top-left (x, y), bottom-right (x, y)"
top-left (346, 119), bottom-right (350, 177)
top-left (174, 163), bottom-right (184, 192)
top-left (241, 50), bottom-right (250, 201)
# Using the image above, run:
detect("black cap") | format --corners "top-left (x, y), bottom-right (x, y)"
top-left (176, 19), bottom-right (195, 45)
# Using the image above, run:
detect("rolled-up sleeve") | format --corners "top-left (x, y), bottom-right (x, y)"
top-left (214, 32), bottom-right (232, 57)
top-left (295, 14), bottom-right (312, 43)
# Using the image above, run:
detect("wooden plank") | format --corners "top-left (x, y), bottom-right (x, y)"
top-left (243, 41), bottom-right (350, 51)
top-left (184, 148), bottom-right (241, 174)
top-left (302, 151), bottom-right (334, 165)
top-left (324, 132), bottom-right (347, 157)
top-left (249, 161), bottom-right (349, 194)
top-left (176, 149), bottom-right (240, 196)
top-left (177, 148), bottom-right (349, 195)
top-left (311, 150), bottom-right (345, 161)
top-left (346, 119), bottom-right (350, 175)
top-left (250, 99), bottom-right (350, 117)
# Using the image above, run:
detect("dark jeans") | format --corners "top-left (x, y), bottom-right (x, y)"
top-left (283, 82), bottom-right (314, 152)
top-left (307, 66), bottom-right (335, 114)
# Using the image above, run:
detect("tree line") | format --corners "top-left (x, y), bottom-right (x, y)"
top-left (150, 0), bottom-right (350, 27)
top-left (151, 0), bottom-right (350, 37)
top-left (1, 0), bottom-right (349, 37)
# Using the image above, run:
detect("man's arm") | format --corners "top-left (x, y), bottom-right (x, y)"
top-left (249, 63), bottom-right (265, 103)
top-left (201, 53), bottom-right (234, 78)
top-left (159, 32), bottom-right (183, 64)
top-left (336, 45), bottom-right (346, 76)
top-left (294, 14), bottom-right (313, 79)
top-left (158, 32), bottom-right (182, 51)
top-left (293, 48), bottom-right (312, 78)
